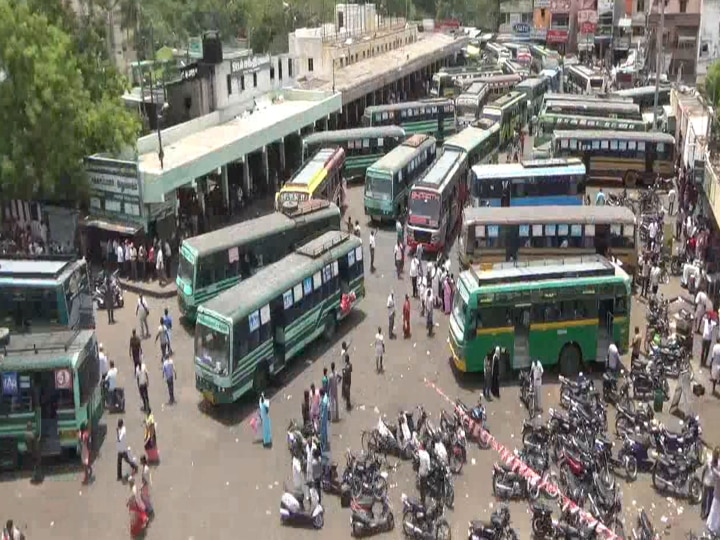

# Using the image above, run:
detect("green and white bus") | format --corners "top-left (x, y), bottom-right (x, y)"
top-left (515, 77), bottom-right (551, 118)
top-left (431, 67), bottom-right (502, 98)
top-left (443, 124), bottom-right (500, 168)
top-left (482, 91), bottom-right (528, 149)
top-left (364, 134), bottom-right (437, 221)
top-left (302, 126), bottom-right (406, 182)
top-left (565, 65), bottom-right (605, 94)
top-left (194, 230), bottom-right (365, 403)
top-left (538, 112), bottom-right (646, 136)
top-left (0, 329), bottom-right (102, 467)
top-left (449, 255), bottom-right (631, 375)
top-left (612, 85), bottom-right (671, 110)
top-left (530, 44), bottom-right (561, 71)
top-left (362, 99), bottom-right (457, 140)
top-left (455, 82), bottom-right (490, 127)
top-left (541, 98), bottom-right (642, 120)
top-left (177, 201), bottom-right (341, 321)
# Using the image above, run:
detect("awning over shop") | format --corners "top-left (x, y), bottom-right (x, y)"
top-left (80, 216), bottom-right (143, 235)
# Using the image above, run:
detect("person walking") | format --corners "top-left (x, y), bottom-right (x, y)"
top-left (702, 449), bottom-right (718, 520)
top-left (417, 443), bottom-right (431, 505)
top-left (403, 294), bottom-right (411, 339)
top-left (705, 447), bottom-right (720, 534)
top-left (711, 341), bottom-right (720, 394)
top-left (79, 422), bottom-right (93, 484)
top-left (162, 308), bottom-right (173, 355)
top-left (154, 317), bottom-right (171, 361)
top-left (162, 355), bottom-right (176, 405)
top-left (410, 255), bottom-right (419, 298)
top-left (143, 410), bottom-right (159, 464)
top-left (136, 362), bottom-right (150, 413)
top-left (530, 358), bottom-right (544, 412)
top-left (321, 367), bottom-right (329, 395)
top-left (138, 244), bottom-right (147, 281)
top-left (640, 256), bottom-right (651, 298)
top-left (2, 520), bottom-right (23, 540)
top-left (375, 327), bottom-right (385, 373)
top-left (607, 342), bottom-right (621, 373)
top-left (328, 362), bottom-right (339, 422)
top-left (394, 240), bottom-right (403, 279)
top-left (127, 476), bottom-right (149, 537)
top-left (301, 389), bottom-right (311, 427)
top-left (24, 421), bottom-right (41, 483)
top-left (369, 230), bottom-right (376, 272)
top-left (156, 247), bottom-right (165, 286)
top-left (136, 294), bottom-right (150, 338)
top-left (483, 350), bottom-right (493, 401)
top-left (163, 240), bottom-right (172, 280)
top-left (425, 288), bottom-right (434, 337)
top-left (140, 456), bottom-right (154, 515)
top-left (695, 289), bottom-right (710, 334)
top-left (649, 263), bottom-right (661, 297)
top-left (116, 419), bottom-right (138, 481)
top-left (310, 383), bottom-right (320, 430)
top-left (129, 329), bottom-right (142, 371)
top-left (669, 357), bottom-right (694, 416)
top-left (668, 186), bottom-right (677, 215)
top-left (311, 447), bottom-right (323, 504)
top-left (595, 188), bottom-right (606, 206)
top-left (631, 327), bottom-right (642, 363)
top-left (700, 312), bottom-right (717, 368)
top-left (105, 276), bottom-right (115, 324)
top-left (387, 292), bottom-right (396, 338)
top-left (341, 352), bottom-right (353, 411)
top-left (259, 392), bottom-right (272, 448)
top-left (116, 241), bottom-right (125, 277)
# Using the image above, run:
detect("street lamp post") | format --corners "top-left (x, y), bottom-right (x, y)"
top-left (652, 0), bottom-right (666, 131)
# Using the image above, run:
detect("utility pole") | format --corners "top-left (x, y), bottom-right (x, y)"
top-left (652, 0), bottom-right (665, 131)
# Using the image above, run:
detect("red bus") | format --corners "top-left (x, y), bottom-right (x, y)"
top-left (406, 148), bottom-right (468, 253)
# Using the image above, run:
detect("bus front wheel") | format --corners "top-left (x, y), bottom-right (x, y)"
top-left (559, 344), bottom-right (581, 377)
top-left (253, 362), bottom-right (270, 396)
top-left (623, 171), bottom-right (637, 188)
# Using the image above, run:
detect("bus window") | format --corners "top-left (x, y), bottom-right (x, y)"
top-left (197, 261), bottom-right (215, 289)
top-left (476, 307), bottom-right (511, 329)
top-left (350, 247), bottom-right (364, 279)
top-left (234, 321), bottom-right (249, 358)
top-left (615, 295), bottom-right (629, 315)
top-left (78, 351), bottom-right (101, 405)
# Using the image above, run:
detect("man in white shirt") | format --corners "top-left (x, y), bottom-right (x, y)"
top-left (417, 444), bottom-right (431, 504)
top-left (607, 342), bottom-right (620, 372)
top-left (649, 264), bottom-right (661, 296)
top-left (394, 241), bottom-right (403, 279)
top-left (116, 418), bottom-right (137, 481)
top-left (136, 363), bottom-right (150, 412)
top-left (700, 313), bottom-right (717, 368)
top-left (710, 342), bottom-right (720, 393)
top-left (695, 290), bottom-right (709, 333)
top-left (647, 220), bottom-right (659, 250)
top-left (368, 230), bottom-right (376, 272)
top-left (104, 360), bottom-right (119, 408)
top-left (136, 294), bottom-right (150, 338)
top-left (375, 327), bottom-right (385, 373)
top-left (531, 359), bottom-right (544, 412)
top-left (410, 256), bottom-right (419, 298)
top-left (386, 292), bottom-right (395, 339)
top-left (667, 187), bottom-right (677, 215)
top-left (98, 343), bottom-right (109, 380)
top-left (116, 241), bottom-right (125, 276)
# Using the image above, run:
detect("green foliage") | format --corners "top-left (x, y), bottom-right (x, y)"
top-left (705, 60), bottom-right (720, 110)
top-left (0, 0), bottom-right (140, 201)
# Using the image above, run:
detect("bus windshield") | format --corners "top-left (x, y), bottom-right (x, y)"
top-left (178, 253), bottom-right (194, 285)
top-left (365, 174), bottom-right (392, 201)
top-left (0, 287), bottom-right (61, 329)
top-left (452, 287), bottom-right (467, 325)
top-left (409, 190), bottom-right (441, 222)
top-left (195, 324), bottom-right (230, 375)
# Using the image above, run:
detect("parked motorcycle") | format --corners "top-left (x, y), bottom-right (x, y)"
top-left (529, 502), bottom-right (553, 538)
top-left (280, 486), bottom-right (324, 529)
top-left (651, 451), bottom-right (702, 503)
top-left (519, 370), bottom-right (536, 418)
top-left (455, 398), bottom-right (491, 450)
top-left (401, 494), bottom-right (452, 540)
top-left (102, 380), bottom-right (125, 413)
top-left (351, 496), bottom-right (394, 536)
top-left (491, 460), bottom-right (540, 501)
top-left (468, 505), bottom-right (518, 540)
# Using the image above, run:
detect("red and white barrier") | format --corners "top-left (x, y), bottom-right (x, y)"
top-left (424, 378), bottom-right (621, 540)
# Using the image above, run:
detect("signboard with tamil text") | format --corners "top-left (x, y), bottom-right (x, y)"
top-left (85, 156), bottom-right (143, 221)
top-left (229, 55), bottom-right (271, 80)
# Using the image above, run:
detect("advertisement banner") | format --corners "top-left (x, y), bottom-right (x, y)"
top-left (547, 29), bottom-right (569, 42)
top-left (578, 0), bottom-right (596, 8)
top-left (85, 157), bottom-right (142, 221)
top-left (550, 0), bottom-right (571, 11)
top-left (1, 372), bottom-right (18, 396)
top-left (578, 10), bottom-right (599, 23)
top-left (535, 0), bottom-right (551, 7)
top-left (580, 22), bottom-right (598, 33)
top-left (513, 22), bottom-right (531, 35)
top-left (598, 0), bottom-right (614, 11)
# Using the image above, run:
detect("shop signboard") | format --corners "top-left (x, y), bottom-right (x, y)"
top-left (580, 22), bottom-right (597, 33)
top-left (513, 22), bottom-right (531, 35)
top-left (578, 0), bottom-right (596, 9)
top-left (547, 29), bottom-right (569, 42)
top-left (229, 54), bottom-right (271, 80)
top-left (550, 0), bottom-right (571, 11)
top-left (578, 10), bottom-right (599, 24)
top-left (535, 0), bottom-right (551, 7)
top-left (531, 28), bottom-right (548, 40)
top-left (598, 0), bottom-right (613, 12)
top-left (85, 157), bottom-right (143, 221)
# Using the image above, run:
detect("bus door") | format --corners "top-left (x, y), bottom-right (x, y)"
top-left (512, 305), bottom-right (532, 369)
top-left (502, 224), bottom-right (520, 262)
top-left (596, 298), bottom-right (614, 363)
top-left (271, 298), bottom-right (287, 371)
top-left (500, 180), bottom-right (511, 207)
top-left (37, 371), bottom-right (62, 455)
top-left (645, 142), bottom-right (656, 178)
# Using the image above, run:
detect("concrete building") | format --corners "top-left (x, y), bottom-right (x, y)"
top-left (533, 0), bottom-right (553, 42)
top-left (647, 0), bottom-right (702, 82)
top-left (548, 0), bottom-right (575, 53)
top-left (577, 0), bottom-right (598, 56)
top-left (697, 0), bottom-right (720, 81)
top-left (498, 0), bottom-right (536, 36)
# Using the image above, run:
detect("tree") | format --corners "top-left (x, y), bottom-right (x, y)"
top-left (0, 0), bottom-right (140, 201)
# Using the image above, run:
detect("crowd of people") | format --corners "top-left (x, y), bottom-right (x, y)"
top-left (103, 237), bottom-right (174, 285)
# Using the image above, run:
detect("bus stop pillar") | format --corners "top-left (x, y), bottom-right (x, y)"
top-left (243, 155), bottom-right (251, 193)
top-left (221, 165), bottom-right (229, 211)
top-left (262, 146), bottom-right (271, 190)
top-left (279, 138), bottom-right (286, 173)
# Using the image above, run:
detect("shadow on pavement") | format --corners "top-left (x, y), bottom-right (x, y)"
top-left (197, 309), bottom-right (367, 427)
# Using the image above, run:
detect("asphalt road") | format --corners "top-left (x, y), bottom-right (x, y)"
top-left (1, 184), bottom-right (717, 540)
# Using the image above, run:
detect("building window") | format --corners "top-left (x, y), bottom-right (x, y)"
top-left (637, 0), bottom-right (644, 12)
top-left (288, 58), bottom-right (293, 77)
top-left (270, 65), bottom-right (275, 80)
top-left (521, 12), bottom-right (532, 23)
top-left (227, 74), bottom-right (232, 96)
top-left (241, 75), bottom-right (245, 91)
top-left (308, 58), bottom-right (314, 72)
top-left (501, 13), bottom-right (510, 24)
top-left (278, 59), bottom-right (283, 80)
top-left (679, 0), bottom-right (687, 11)
top-left (253, 72), bottom-right (258, 87)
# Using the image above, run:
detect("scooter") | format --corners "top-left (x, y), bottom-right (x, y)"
top-left (280, 485), bottom-right (324, 529)
top-left (102, 381), bottom-right (125, 413)
top-left (350, 496), bottom-right (394, 536)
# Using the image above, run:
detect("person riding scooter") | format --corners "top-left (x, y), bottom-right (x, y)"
top-left (103, 361), bottom-right (125, 412)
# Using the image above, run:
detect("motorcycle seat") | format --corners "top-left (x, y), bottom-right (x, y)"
top-left (531, 501), bottom-right (551, 514)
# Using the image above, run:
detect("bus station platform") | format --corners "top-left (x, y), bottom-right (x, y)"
top-left (299, 31), bottom-right (468, 127)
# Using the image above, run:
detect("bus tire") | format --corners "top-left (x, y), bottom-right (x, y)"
top-left (623, 171), bottom-right (637, 188)
top-left (323, 312), bottom-right (337, 340)
top-left (253, 362), bottom-right (270, 396)
top-left (559, 344), bottom-right (581, 377)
